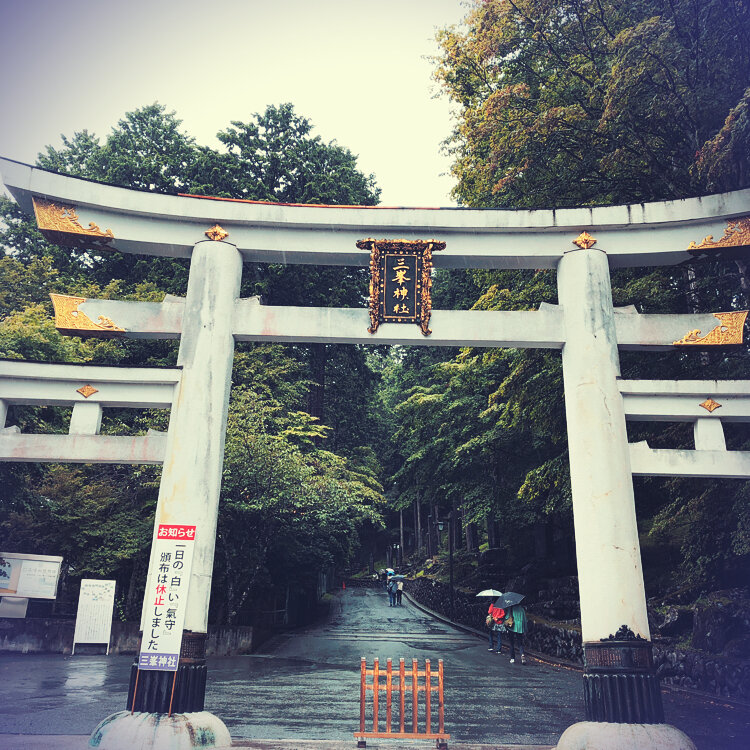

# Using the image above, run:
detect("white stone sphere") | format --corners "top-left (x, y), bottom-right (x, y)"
top-left (89, 710), bottom-right (232, 749)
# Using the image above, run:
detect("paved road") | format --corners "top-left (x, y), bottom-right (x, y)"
top-left (242, 588), bottom-right (582, 745)
top-left (1, 587), bottom-right (749, 749)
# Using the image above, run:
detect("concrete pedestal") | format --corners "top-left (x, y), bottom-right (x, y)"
top-left (89, 711), bottom-right (231, 749)
top-left (556, 721), bottom-right (696, 750)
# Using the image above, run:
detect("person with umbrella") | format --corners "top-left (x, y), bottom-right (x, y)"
top-left (477, 589), bottom-right (504, 652)
top-left (494, 592), bottom-right (527, 664)
top-left (386, 572), bottom-right (400, 607)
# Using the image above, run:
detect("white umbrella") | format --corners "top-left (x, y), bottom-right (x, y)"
top-left (475, 589), bottom-right (503, 597)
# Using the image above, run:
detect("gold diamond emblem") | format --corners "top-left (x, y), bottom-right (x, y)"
top-left (76, 384), bottom-right (98, 399)
top-left (205, 224), bottom-right (229, 241)
top-left (573, 231), bottom-right (597, 249)
top-left (699, 398), bottom-right (722, 413)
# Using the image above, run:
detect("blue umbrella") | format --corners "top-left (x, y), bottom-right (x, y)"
top-left (494, 592), bottom-right (525, 609)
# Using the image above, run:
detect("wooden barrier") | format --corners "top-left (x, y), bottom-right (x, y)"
top-left (355, 657), bottom-right (449, 748)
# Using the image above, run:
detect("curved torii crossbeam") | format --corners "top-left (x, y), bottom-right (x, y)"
top-left (2, 156), bottom-right (749, 268)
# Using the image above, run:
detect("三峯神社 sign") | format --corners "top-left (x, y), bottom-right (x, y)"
top-left (357, 238), bottom-right (445, 335)
top-left (1, 156), bottom-right (749, 749)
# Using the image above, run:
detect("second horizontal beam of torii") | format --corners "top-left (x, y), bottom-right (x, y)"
top-left (49, 293), bottom-right (747, 350)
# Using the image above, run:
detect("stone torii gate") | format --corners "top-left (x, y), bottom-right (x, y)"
top-left (2, 156), bottom-right (750, 749)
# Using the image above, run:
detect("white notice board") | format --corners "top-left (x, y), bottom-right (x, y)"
top-left (73, 579), bottom-right (116, 655)
top-left (0, 552), bottom-right (63, 599)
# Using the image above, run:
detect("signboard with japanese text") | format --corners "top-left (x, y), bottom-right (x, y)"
top-left (137, 524), bottom-right (196, 672)
top-left (0, 552), bottom-right (63, 599)
top-left (73, 579), bottom-right (116, 653)
top-left (357, 238), bottom-right (445, 336)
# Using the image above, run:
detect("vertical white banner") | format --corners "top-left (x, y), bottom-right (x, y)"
top-left (73, 579), bottom-right (116, 654)
top-left (138, 524), bottom-right (196, 671)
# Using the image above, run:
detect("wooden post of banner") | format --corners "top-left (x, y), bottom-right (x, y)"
top-left (399, 658), bottom-right (406, 733)
top-left (358, 658), bottom-right (367, 747)
top-left (167, 671), bottom-right (178, 717)
top-left (386, 658), bottom-right (393, 733)
top-left (130, 669), bottom-right (140, 714)
top-left (411, 658), bottom-right (419, 733)
top-left (425, 659), bottom-right (432, 735)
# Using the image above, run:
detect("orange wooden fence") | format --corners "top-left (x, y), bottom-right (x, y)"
top-left (355, 657), bottom-right (449, 748)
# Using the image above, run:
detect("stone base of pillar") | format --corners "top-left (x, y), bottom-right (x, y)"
top-left (128, 631), bottom-right (207, 713)
top-left (88, 711), bottom-right (231, 750)
top-left (583, 636), bottom-right (664, 723)
top-left (556, 721), bottom-right (696, 750)
top-left (127, 661), bottom-right (207, 713)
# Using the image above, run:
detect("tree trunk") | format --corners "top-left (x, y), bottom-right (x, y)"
top-left (486, 517), bottom-right (498, 548)
top-left (307, 343), bottom-right (326, 422)
top-left (399, 509), bottom-right (405, 566)
top-left (428, 501), bottom-right (439, 557)
top-left (463, 505), bottom-right (477, 553)
top-left (415, 499), bottom-right (422, 553)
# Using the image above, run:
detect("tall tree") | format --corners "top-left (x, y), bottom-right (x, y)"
top-left (1, 102), bottom-right (386, 620)
top-left (191, 104), bottom-right (381, 433)
top-left (434, 0), bottom-right (750, 208)
top-left (420, 0), bottom-right (750, 591)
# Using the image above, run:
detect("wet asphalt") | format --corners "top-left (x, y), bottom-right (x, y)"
top-left (0, 587), bottom-right (749, 749)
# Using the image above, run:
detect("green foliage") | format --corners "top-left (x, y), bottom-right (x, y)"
top-left (434, 0), bottom-right (750, 207)
top-left (198, 103), bottom-right (380, 205)
top-left (214, 385), bottom-right (383, 622)
top-left (693, 87), bottom-right (750, 193)
top-left (0, 464), bottom-right (159, 617)
top-left (0, 101), bottom-right (386, 624)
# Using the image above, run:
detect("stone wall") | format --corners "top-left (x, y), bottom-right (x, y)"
top-left (524, 618), bottom-right (583, 664)
top-left (653, 644), bottom-right (750, 701)
top-left (0, 617), bottom-right (254, 656)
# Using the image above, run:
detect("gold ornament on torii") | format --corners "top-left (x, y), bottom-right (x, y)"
top-left (699, 398), bottom-right (722, 413)
top-left (573, 232), bottom-right (597, 249)
top-left (49, 293), bottom-right (125, 337)
top-left (687, 217), bottom-right (750, 256)
top-left (32, 197), bottom-right (114, 248)
top-left (673, 310), bottom-right (748, 346)
top-left (205, 225), bottom-right (229, 241)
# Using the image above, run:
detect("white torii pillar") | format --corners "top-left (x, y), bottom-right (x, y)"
top-left (142, 238), bottom-right (242, 637)
top-left (556, 246), bottom-right (694, 749)
top-left (96, 238), bottom-right (241, 747)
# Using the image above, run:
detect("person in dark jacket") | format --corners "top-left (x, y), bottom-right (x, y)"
top-left (387, 578), bottom-right (397, 607)
top-left (504, 604), bottom-right (527, 664)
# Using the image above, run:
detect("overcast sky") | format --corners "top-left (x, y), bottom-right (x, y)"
top-left (0, 0), bottom-right (469, 206)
